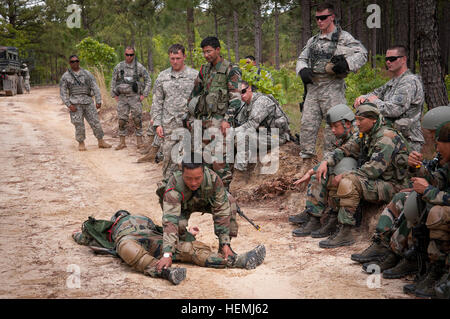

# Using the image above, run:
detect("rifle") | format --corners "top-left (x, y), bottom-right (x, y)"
top-left (299, 83), bottom-right (307, 114)
top-left (411, 194), bottom-right (430, 276)
top-left (89, 246), bottom-right (118, 257)
top-left (236, 205), bottom-right (261, 231)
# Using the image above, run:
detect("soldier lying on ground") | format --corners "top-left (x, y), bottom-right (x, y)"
top-left (73, 210), bottom-right (266, 286)
top-left (290, 103), bottom-right (357, 238)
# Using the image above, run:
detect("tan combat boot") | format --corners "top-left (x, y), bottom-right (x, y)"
top-left (115, 136), bottom-right (127, 150)
top-left (78, 141), bottom-right (87, 151)
top-left (140, 135), bottom-right (155, 154)
top-left (136, 136), bottom-right (144, 149)
top-left (98, 139), bottom-right (112, 149)
top-left (137, 146), bottom-right (159, 163)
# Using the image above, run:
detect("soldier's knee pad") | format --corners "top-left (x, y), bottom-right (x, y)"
top-left (337, 176), bottom-right (360, 208)
top-left (118, 119), bottom-right (127, 130)
top-left (117, 240), bottom-right (155, 272)
top-left (426, 206), bottom-right (450, 241)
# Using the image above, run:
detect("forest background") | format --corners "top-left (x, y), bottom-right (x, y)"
top-left (1, 0), bottom-right (449, 134)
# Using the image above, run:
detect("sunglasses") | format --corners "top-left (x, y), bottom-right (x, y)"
top-left (316, 14), bottom-right (332, 21)
top-left (69, 60), bottom-right (80, 63)
top-left (385, 56), bottom-right (404, 62)
top-left (125, 53), bottom-right (135, 57)
top-left (241, 87), bottom-right (249, 94)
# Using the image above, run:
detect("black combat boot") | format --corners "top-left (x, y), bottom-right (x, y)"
top-left (311, 212), bottom-right (338, 238)
top-left (362, 251), bottom-right (400, 273)
top-left (434, 270), bottom-right (450, 299)
top-left (232, 245), bottom-right (266, 269)
top-left (383, 256), bottom-right (419, 279)
top-left (292, 216), bottom-right (321, 237)
top-left (319, 224), bottom-right (355, 248)
top-left (288, 209), bottom-right (311, 225)
top-left (160, 267), bottom-right (187, 285)
top-left (351, 237), bottom-right (391, 263)
top-left (414, 262), bottom-right (445, 298)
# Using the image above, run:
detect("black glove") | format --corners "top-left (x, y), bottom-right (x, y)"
top-left (299, 68), bottom-right (313, 84)
top-left (331, 55), bottom-right (349, 75)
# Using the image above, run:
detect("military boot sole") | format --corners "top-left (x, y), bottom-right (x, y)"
top-left (168, 268), bottom-right (187, 285)
top-left (243, 245), bottom-right (266, 270)
top-left (319, 239), bottom-right (355, 249)
top-left (311, 226), bottom-right (337, 238)
top-left (288, 214), bottom-right (310, 225)
top-left (383, 268), bottom-right (418, 279)
top-left (292, 229), bottom-right (312, 237)
top-left (403, 283), bottom-right (417, 295)
top-left (350, 253), bottom-right (388, 264)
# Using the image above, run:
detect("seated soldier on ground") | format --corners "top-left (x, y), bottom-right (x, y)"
top-left (351, 106), bottom-right (450, 285)
top-left (314, 103), bottom-right (410, 249)
top-left (73, 208), bottom-right (266, 286)
top-left (290, 103), bottom-right (357, 238)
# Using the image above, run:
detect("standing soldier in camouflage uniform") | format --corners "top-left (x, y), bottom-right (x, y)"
top-left (290, 104), bottom-right (357, 238)
top-left (352, 106), bottom-right (450, 279)
top-left (355, 45), bottom-right (425, 152)
top-left (138, 119), bottom-right (162, 161)
top-left (317, 103), bottom-right (410, 248)
top-left (187, 36), bottom-right (242, 189)
top-left (234, 81), bottom-right (290, 173)
top-left (60, 55), bottom-right (111, 151)
top-left (137, 44), bottom-right (198, 177)
top-left (155, 153), bottom-right (266, 272)
top-left (21, 63), bottom-right (30, 93)
top-left (296, 2), bottom-right (367, 159)
top-left (111, 47), bottom-right (151, 150)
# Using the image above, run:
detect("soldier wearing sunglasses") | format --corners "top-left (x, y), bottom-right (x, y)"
top-left (296, 2), bottom-right (367, 161)
top-left (355, 45), bottom-right (425, 152)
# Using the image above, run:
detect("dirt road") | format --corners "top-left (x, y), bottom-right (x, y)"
top-left (0, 87), bottom-right (413, 299)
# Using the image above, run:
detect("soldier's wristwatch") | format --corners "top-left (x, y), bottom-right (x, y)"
top-left (163, 252), bottom-right (171, 258)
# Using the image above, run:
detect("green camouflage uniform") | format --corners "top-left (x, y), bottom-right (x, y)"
top-left (188, 58), bottom-right (242, 188)
top-left (151, 66), bottom-right (198, 179)
top-left (234, 92), bottom-right (290, 171)
top-left (158, 166), bottom-right (237, 268)
top-left (305, 128), bottom-right (357, 218)
top-left (323, 116), bottom-right (410, 225)
top-left (111, 60), bottom-right (151, 137)
top-left (361, 70), bottom-right (425, 152)
top-left (59, 68), bottom-right (105, 142)
top-left (296, 26), bottom-right (367, 158)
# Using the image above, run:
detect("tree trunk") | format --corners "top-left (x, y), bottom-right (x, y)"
top-left (300, 0), bottom-right (311, 51)
top-left (147, 26), bottom-right (154, 74)
top-left (438, 0), bottom-right (449, 74)
top-left (187, 5), bottom-right (195, 67)
top-left (395, 0), bottom-right (409, 49)
top-left (274, 2), bottom-right (280, 70)
top-left (416, 0), bottom-right (449, 108)
top-left (253, 0), bottom-right (262, 65)
top-left (409, 0), bottom-right (416, 72)
top-left (233, 9), bottom-right (240, 63)
top-left (226, 18), bottom-right (232, 61)
top-left (214, 12), bottom-right (219, 38)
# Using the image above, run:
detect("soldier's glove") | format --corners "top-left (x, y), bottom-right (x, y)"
top-left (331, 55), bottom-right (349, 75)
top-left (299, 68), bottom-right (313, 85)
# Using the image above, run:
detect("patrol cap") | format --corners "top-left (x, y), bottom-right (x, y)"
top-left (437, 122), bottom-right (450, 142)
top-left (355, 103), bottom-right (380, 119)
top-left (404, 191), bottom-right (420, 228)
top-left (422, 106), bottom-right (450, 130)
top-left (326, 104), bottom-right (355, 125)
top-left (110, 210), bottom-right (131, 223)
top-left (333, 157), bottom-right (358, 175)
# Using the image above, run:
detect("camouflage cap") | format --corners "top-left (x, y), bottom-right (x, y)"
top-left (437, 121), bottom-right (450, 142)
top-left (355, 103), bottom-right (380, 119)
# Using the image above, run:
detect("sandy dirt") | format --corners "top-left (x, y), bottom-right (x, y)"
top-left (0, 86), bottom-right (415, 299)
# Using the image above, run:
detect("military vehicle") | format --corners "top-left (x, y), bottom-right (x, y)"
top-left (0, 46), bottom-right (25, 96)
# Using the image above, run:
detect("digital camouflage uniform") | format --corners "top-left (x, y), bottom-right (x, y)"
top-left (296, 26), bottom-right (367, 158)
top-left (158, 166), bottom-right (239, 268)
top-left (188, 58), bottom-right (242, 188)
top-left (111, 60), bottom-right (151, 136)
top-left (21, 66), bottom-right (30, 93)
top-left (323, 115), bottom-right (410, 226)
top-left (362, 70), bottom-right (425, 152)
top-left (151, 66), bottom-right (198, 179)
top-left (305, 129), bottom-right (357, 218)
top-left (60, 68), bottom-right (105, 142)
top-left (234, 92), bottom-right (290, 171)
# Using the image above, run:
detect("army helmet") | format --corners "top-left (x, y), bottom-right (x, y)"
top-left (403, 191), bottom-right (421, 227)
top-left (326, 104), bottom-right (355, 125)
top-left (422, 106), bottom-right (450, 130)
top-left (110, 210), bottom-right (131, 223)
top-left (333, 157), bottom-right (358, 175)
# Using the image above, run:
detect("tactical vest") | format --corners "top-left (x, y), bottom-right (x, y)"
top-left (308, 26), bottom-right (341, 74)
top-left (115, 61), bottom-right (139, 95)
top-left (196, 59), bottom-right (232, 119)
top-left (68, 69), bottom-right (92, 96)
top-left (253, 93), bottom-right (290, 132)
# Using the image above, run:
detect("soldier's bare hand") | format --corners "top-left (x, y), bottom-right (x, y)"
top-left (156, 126), bottom-right (164, 138)
top-left (156, 255), bottom-right (172, 272)
top-left (221, 244), bottom-right (233, 261)
top-left (354, 96), bottom-right (366, 107)
top-left (140, 95), bottom-right (145, 102)
top-left (220, 121), bottom-right (231, 136)
top-left (411, 177), bottom-right (429, 194)
top-left (316, 161), bottom-right (328, 183)
top-left (367, 95), bottom-right (378, 103)
top-left (408, 151), bottom-right (423, 168)
top-left (96, 103), bottom-right (101, 109)
top-left (114, 96), bottom-right (119, 102)
top-left (293, 169), bottom-right (314, 186)
top-left (68, 105), bottom-right (77, 112)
